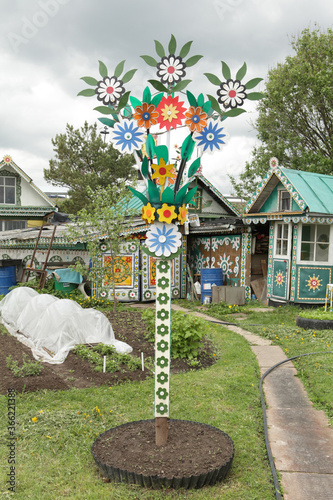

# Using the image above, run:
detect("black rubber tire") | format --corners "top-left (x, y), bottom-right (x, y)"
top-left (296, 316), bottom-right (333, 330)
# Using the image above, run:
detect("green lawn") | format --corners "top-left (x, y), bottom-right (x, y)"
top-left (0, 317), bottom-right (276, 499)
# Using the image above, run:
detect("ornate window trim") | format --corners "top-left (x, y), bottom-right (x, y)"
top-left (0, 170), bottom-right (21, 205)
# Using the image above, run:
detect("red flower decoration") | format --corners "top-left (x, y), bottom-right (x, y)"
top-left (156, 95), bottom-right (186, 131)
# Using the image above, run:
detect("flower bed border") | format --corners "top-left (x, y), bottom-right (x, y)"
top-left (296, 316), bottom-right (333, 330)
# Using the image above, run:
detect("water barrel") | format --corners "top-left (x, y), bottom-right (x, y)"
top-left (0, 266), bottom-right (16, 295)
top-left (201, 268), bottom-right (223, 304)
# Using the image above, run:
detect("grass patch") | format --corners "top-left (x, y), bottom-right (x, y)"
top-left (72, 344), bottom-right (142, 373)
top-left (0, 319), bottom-right (275, 499)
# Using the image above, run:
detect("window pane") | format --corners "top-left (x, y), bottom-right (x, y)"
top-left (5, 187), bottom-right (15, 204)
top-left (316, 243), bottom-right (329, 262)
top-left (301, 242), bottom-right (314, 261)
top-left (283, 225), bottom-right (289, 238)
top-left (0, 187), bottom-right (3, 204)
top-left (282, 240), bottom-right (288, 255)
top-left (0, 178), bottom-right (4, 186)
top-left (276, 240), bottom-right (282, 255)
top-left (5, 178), bottom-right (15, 186)
top-left (302, 225), bottom-right (315, 242)
top-left (277, 224), bottom-right (282, 238)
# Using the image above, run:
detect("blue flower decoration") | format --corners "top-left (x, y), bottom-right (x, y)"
top-left (146, 222), bottom-right (182, 258)
top-left (110, 119), bottom-right (145, 154)
top-left (193, 119), bottom-right (229, 154)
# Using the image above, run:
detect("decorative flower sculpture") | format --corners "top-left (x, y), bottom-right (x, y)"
top-left (95, 76), bottom-right (125, 106)
top-left (146, 222), bottom-right (182, 257)
top-left (133, 102), bottom-right (159, 129)
top-left (185, 106), bottom-right (208, 133)
top-left (157, 372), bottom-right (168, 384)
top-left (178, 204), bottom-right (188, 225)
top-left (142, 203), bottom-right (156, 224)
top-left (151, 159), bottom-right (176, 187)
top-left (157, 324), bottom-right (169, 336)
top-left (217, 79), bottom-right (247, 109)
top-left (270, 157), bottom-right (279, 168)
top-left (110, 119), bottom-right (145, 154)
top-left (156, 204), bottom-right (177, 224)
top-left (193, 119), bottom-right (229, 154)
top-left (156, 95), bottom-right (186, 131)
top-left (156, 55), bottom-right (186, 85)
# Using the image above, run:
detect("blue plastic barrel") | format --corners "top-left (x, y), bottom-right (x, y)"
top-left (0, 266), bottom-right (16, 295)
top-left (201, 268), bottom-right (223, 303)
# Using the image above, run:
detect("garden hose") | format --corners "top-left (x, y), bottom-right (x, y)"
top-left (259, 350), bottom-right (333, 500)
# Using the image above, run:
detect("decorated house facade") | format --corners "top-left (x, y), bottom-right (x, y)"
top-left (243, 159), bottom-right (333, 304)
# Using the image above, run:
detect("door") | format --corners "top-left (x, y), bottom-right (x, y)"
top-left (271, 222), bottom-right (292, 301)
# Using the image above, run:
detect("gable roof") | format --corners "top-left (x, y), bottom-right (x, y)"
top-left (244, 164), bottom-right (333, 216)
top-left (0, 155), bottom-right (56, 208)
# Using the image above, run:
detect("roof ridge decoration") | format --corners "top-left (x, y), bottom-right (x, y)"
top-left (244, 157), bottom-right (307, 214)
top-left (1, 155), bottom-right (56, 208)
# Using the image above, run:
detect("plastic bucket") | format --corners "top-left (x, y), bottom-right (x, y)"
top-left (201, 268), bottom-right (223, 304)
top-left (0, 266), bottom-right (16, 295)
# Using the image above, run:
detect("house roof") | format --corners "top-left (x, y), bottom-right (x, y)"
top-left (245, 164), bottom-right (333, 216)
top-left (0, 155), bottom-right (56, 208)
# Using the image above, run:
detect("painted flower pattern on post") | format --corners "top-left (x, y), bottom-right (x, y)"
top-left (146, 222), bottom-right (181, 257)
top-left (110, 119), bottom-right (144, 154)
top-left (185, 106), bottom-right (208, 133)
top-left (217, 79), bottom-right (247, 108)
top-left (133, 103), bottom-right (159, 129)
top-left (157, 55), bottom-right (186, 85)
top-left (95, 76), bottom-right (125, 106)
top-left (193, 119), bottom-right (229, 154)
top-left (156, 95), bottom-right (186, 131)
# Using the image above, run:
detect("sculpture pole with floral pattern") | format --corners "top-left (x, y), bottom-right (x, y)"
top-left (78, 35), bottom-right (263, 446)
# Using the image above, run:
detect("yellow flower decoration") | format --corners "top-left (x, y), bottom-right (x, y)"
top-left (178, 204), bottom-right (188, 225)
top-left (142, 203), bottom-right (156, 224)
top-left (151, 159), bottom-right (176, 187)
top-left (157, 204), bottom-right (177, 224)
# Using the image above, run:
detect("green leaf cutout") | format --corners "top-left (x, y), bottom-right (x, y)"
top-left (236, 62), bottom-right (247, 81)
top-left (123, 105), bottom-right (132, 118)
top-left (222, 108), bottom-right (246, 118)
top-left (207, 94), bottom-right (222, 116)
top-left (148, 180), bottom-right (161, 203)
top-left (143, 86), bottom-right (152, 104)
top-left (77, 89), bottom-right (96, 97)
top-left (155, 145), bottom-right (169, 164)
top-left (93, 106), bottom-right (115, 115)
top-left (244, 77), bottom-right (263, 90)
top-left (151, 93), bottom-right (164, 108)
top-left (171, 79), bottom-right (192, 93)
top-left (128, 186), bottom-right (148, 206)
top-left (168, 34), bottom-right (177, 54)
top-left (197, 93), bottom-right (204, 107)
top-left (202, 100), bottom-right (212, 114)
top-left (188, 157), bottom-right (201, 178)
top-left (184, 186), bottom-right (198, 205)
top-left (179, 40), bottom-right (193, 59)
top-left (186, 90), bottom-right (197, 108)
top-left (114, 60), bottom-right (125, 78)
top-left (161, 187), bottom-right (175, 204)
top-left (98, 117), bottom-right (115, 128)
top-left (141, 156), bottom-right (149, 179)
top-left (175, 182), bottom-right (190, 205)
top-left (181, 134), bottom-right (195, 161)
top-left (81, 76), bottom-right (98, 86)
top-left (154, 40), bottom-right (165, 58)
top-left (98, 60), bottom-right (108, 78)
top-left (141, 55), bottom-right (158, 67)
top-left (146, 134), bottom-right (155, 159)
top-left (204, 73), bottom-right (222, 86)
top-left (116, 91), bottom-right (131, 112)
top-left (221, 61), bottom-right (231, 80)
top-left (148, 79), bottom-right (169, 93)
top-left (122, 69), bottom-right (137, 84)
top-left (185, 55), bottom-right (203, 67)
top-left (246, 92), bottom-right (265, 100)
top-left (130, 96), bottom-right (142, 109)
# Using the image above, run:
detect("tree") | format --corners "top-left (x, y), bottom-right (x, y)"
top-left (67, 183), bottom-right (135, 313)
top-left (45, 122), bottom-right (135, 214)
top-left (230, 27), bottom-right (333, 200)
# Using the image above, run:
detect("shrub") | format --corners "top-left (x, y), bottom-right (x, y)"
top-left (6, 354), bottom-right (42, 377)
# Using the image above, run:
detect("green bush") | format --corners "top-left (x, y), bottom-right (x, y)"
top-left (142, 309), bottom-right (206, 360)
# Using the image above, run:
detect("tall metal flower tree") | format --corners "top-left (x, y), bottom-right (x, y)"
top-left (79, 35), bottom-right (263, 445)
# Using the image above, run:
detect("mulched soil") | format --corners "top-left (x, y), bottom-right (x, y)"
top-left (0, 308), bottom-right (215, 395)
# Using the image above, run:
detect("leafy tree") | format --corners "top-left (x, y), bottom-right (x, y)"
top-left (230, 27), bottom-right (333, 200)
top-left (67, 184), bottom-right (135, 312)
top-left (45, 122), bottom-right (135, 214)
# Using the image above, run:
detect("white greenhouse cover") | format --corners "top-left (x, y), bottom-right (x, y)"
top-left (0, 287), bottom-right (132, 363)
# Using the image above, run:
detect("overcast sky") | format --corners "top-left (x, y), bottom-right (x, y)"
top-left (1, 0), bottom-right (332, 196)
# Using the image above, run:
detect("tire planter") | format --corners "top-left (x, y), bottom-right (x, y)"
top-left (91, 419), bottom-right (234, 490)
top-left (296, 316), bottom-right (333, 330)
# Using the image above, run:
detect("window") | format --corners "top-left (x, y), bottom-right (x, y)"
top-left (275, 223), bottom-right (289, 256)
top-left (300, 224), bottom-right (330, 262)
top-left (0, 220), bottom-right (26, 232)
top-left (279, 189), bottom-right (291, 211)
top-left (188, 188), bottom-right (202, 213)
top-left (0, 177), bottom-right (16, 204)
